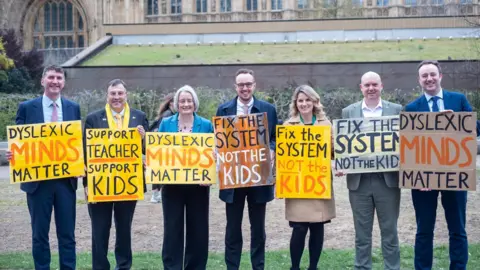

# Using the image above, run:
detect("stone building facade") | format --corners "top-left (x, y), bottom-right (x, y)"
top-left (0, 0), bottom-right (478, 50)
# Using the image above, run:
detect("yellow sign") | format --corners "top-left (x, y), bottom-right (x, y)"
top-left (86, 129), bottom-right (144, 202)
top-left (145, 132), bottom-right (216, 184)
top-left (7, 121), bottom-right (84, 184)
top-left (275, 125), bottom-right (332, 199)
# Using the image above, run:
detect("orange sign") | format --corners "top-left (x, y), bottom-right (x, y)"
top-left (213, 113), bottom-right (273, 189)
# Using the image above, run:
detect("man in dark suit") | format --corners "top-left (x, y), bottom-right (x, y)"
top-left (405, 60), bottom-right (479, 270)
top-left (83, 79), bottom-right (148, 270)
top-left (6, 65), bottom-right (81, 270)
top-left (216, 68), bottom-right (278, 270)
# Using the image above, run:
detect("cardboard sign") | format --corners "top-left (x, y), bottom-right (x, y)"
top-left (275, 125), bottom-right (332, 199)
top-left (7, 121), bottom-right (84, 183)
top-left (145, 132), bottom-right (216, 184)
top-left (213, 113), bottom-right (273, 189)
top-left (86, 129), bottom-right (144, 202)
top-left (333, 116), bottom-right (399, 173)
top-left (399, 112), bottom-right (477, 191)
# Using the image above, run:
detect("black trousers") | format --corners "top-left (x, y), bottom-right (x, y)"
top-left (289, 222), bottom-right (325, 270)
top-left (162, 185), bottom-right (210, 270)
top-left (225, 188), bottom-right (267, 270)
top-left (88, 200), bottom-right (137, 270)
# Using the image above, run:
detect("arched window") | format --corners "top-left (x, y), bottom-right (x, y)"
top-left (33, 0), bottom-right (87, 49)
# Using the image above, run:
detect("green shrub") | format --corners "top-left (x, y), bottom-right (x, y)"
top-left (0, 87), bottom-right (477, 140)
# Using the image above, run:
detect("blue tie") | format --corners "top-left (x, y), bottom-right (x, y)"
top-left (430, 96), bottom-right (440, 112)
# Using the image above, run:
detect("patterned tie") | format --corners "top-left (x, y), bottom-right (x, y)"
top-left (430, 96), bottom-right (440, 112)
top-left (51, 102), bottom-right (58, 122)
top-left (115, 114), bottom-right (123, 129)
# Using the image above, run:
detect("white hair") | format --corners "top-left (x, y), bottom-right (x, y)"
top-left (173, 85), bottom-right (200, 113)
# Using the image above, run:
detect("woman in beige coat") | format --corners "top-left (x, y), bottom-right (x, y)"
top-left (283, 85), bottom-right (336, 270)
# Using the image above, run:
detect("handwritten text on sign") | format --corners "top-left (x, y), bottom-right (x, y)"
top-left (86, 129), bottom-right (144, 202)
top-left (333, 116), bottom-right (399, 173)
top-left (213, 113), bottom-right (272, 189)
top-left (145, 132), bottom-right (216, 184)
top-left (399, 112), bottom-right (477, 191)
top-left (276, 125), bottom-right (332, 199)
top-left (8, 121), bottom-right (84, 183)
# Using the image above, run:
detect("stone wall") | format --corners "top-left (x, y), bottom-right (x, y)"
top-left (63, 61), bottom-right (480, 93)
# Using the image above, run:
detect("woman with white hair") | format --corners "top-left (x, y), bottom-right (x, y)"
top-left (157, 85), bottom-right (213, 270)
top-left (283, 85), bottom-right (336, 270)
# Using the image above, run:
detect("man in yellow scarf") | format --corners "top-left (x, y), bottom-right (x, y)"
top-left (83, 79), bottom-right (148, 270)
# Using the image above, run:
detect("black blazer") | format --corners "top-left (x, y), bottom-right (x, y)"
top-left (215, 96), bottom-right (278, 204)
top-left (15, 96), bottom-right (81, 194)
top-left (82, 108), bottom-right (149, 191)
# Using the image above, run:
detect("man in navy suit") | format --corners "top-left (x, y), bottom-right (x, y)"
top-left (83, 79), bottom-right (148, 270)
top-left (405, 60), bottom-right (479, 270)
top-left (6, 65), bottom-right (81, 270)
top-left (216, 68), bottom-right (278, 270)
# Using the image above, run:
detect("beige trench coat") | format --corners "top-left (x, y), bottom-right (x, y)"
top-left (283, 115), bottom-right (336, 223)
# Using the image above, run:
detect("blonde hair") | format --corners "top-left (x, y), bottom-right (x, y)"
top-left (289, 85), bottom-right (326, 120)
top-left (173, 85), bottom-right (199, 113)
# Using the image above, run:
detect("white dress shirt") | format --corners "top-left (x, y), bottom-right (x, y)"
top-left (236, 97), bottom-right (254, 115)
top-left (42, 94), bottom-right (63, 122)
top-left (362, 99), bottom-right (383, 118)
top-left (424, 90), bottom-right (445, 112)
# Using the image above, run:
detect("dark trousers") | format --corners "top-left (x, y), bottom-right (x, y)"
top-left (412, 189), bottom-right (468, 270)
top-left (88, 200), bottom-right (137, 270)
top-left (162, 185), bottom-right (210, 270)
top-left (289, 222), bottom-right (325, 270)
top-left (27, 179), bottom-right (76, 270)
top-left (225, 188), bottom-right (267, 270)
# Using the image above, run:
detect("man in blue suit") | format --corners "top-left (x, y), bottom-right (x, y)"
top-left (6, 65), bottom-right (81, 270)
top-left (405, 60), bottom-right (479, 270)
top-left (216, 68), bottom-right (278, 270)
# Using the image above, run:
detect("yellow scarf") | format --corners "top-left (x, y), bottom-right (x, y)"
top-left (105, 102), bottom-right (130, 129)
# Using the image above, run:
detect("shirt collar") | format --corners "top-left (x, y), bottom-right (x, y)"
top-left (43, 94), bottom-right (61, 108)
top-left (111, 108), bottom-right (125, 117)
top-left (424, 89), bottom-right (443, 101)
top-left (361, 99), bottom-right (382, 111)
top-left (237, 97), bottom-right (254, 108)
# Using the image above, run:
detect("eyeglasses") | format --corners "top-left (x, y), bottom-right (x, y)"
top-left (235, 82), bottom-right (255, 88)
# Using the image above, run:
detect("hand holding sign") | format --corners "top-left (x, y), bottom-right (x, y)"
top-left (136, 125), bottom-right (146, 138)
top-left (5, 150), bottom-right (12, 161)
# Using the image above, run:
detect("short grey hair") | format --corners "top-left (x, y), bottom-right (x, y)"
top-left (173, 85), bottom-right (199, 113)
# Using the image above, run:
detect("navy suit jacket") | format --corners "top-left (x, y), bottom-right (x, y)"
top-left (15, 96), bottom-right (81, 194)
top-left (405, 90), bottom-right (480, 135)
top-left (82, 108), bottom-right (149, 190)
top-left (216, 97), bottom-right (278, 204)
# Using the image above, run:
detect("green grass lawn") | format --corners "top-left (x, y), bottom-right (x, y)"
top-left (81, 39), bottom-right (479, 66)
top-left (1, 244), bottom-right (479, 269)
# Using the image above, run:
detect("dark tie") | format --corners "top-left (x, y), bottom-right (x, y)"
top-left (430, 96), bottom-right (440, 112)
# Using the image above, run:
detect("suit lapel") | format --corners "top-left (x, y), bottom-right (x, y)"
top-left (442, 90), bottom-right (451, 110)
top-left (61, 98), bottom-right (71, 121)
top-left (128, 110), bottom-right (138, 128)
top-left (354, 102), bottom-right (363, 118)
top-left (418, 96), bottom-right (430, 112)
top-left (381, 100), bottom-right (390, 116)
top-left (32, 97), bottom-right (45, 123)
top-left (99, 110), bottom-right (109, 129)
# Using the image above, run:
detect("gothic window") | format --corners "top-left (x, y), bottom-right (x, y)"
top-left (376, 0), bottom-right (388, 6)
top-left (247, 0), bottom-right (258, 10)
top-left (272, 0), bottom-right (283, 9)
top-left (220, 0), bottom-right (232, 11)
top-left (32, 0), bottom-right (87, 49)
top-left (196, 0), bottom-right (208, 12)
top-left (172, 0), bottom-right (182, 14)
top-left (297, 0), bottom-right (308, 9)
